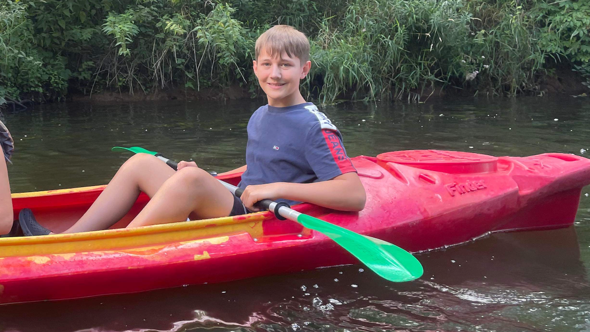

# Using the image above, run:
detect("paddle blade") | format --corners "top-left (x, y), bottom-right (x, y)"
top-left (297, 214), bottom-right (423, 282)
top-left (112, 146), bottom-right (158, 155)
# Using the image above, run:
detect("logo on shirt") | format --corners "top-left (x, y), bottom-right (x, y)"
top-left (323, 130), bottom-right (347, 161)
top-left (273, 145), bottom-right (280, 150)
top-left (305, 105), bottom-right (338, 131)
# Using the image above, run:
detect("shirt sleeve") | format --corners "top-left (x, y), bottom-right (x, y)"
top-left (305, 123), bottom-right (356, 181)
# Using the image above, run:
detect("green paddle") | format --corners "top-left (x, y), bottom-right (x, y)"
top-left (112, 146), bottom-right (424, 282)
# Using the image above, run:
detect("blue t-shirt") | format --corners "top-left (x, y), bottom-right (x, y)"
top-left (239, 102), bottom-right (356, 205)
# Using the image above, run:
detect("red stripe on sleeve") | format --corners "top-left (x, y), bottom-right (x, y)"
top-left (321, 129), bottom-right (356, 174)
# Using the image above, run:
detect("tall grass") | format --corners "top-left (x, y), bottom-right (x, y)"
top-left (310, 0), bottom-right (473, 102)
top-left (467, 0), bottom-right (547, 96)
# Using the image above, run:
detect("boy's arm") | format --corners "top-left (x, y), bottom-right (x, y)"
top-left (0, 156), bottom-right (12, 234)
top-left (240, 172), bottom-right (366, 212)
top-left (0, 122), bottom-right (13, 235)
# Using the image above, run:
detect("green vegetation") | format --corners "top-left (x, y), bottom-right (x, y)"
top-left (1, 0), bottom-right (589, 106)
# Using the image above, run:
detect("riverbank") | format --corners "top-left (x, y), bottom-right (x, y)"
top-left (3, 68), bottom-right (587, 111)
top-left (68, 66), bottom-right (588, 104)
top-left (1, 0), bottom-right (589, 106)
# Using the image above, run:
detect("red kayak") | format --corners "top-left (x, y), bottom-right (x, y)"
top-left (1, 150), bottom-right (589, 305)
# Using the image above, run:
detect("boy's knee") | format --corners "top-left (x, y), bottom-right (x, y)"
top-left (174, 167), bottom-right (210, 186)
top-left (120, 153), bottom-right (158, 170)
top-left (129, 153), bottom-right (156, 164)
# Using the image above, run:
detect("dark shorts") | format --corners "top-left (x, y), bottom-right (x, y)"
top-left (229, 193), bottom-right (248, 216)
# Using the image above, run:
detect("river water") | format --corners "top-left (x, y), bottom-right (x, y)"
top-left (1, 96), bottom-right (590, 331)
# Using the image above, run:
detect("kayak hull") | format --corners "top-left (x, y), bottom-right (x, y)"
top-left (1, 150), bottom-right (589, 304)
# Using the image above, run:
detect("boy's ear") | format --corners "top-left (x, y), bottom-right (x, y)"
top-left (301, 60), bottom-right (311, 79)
top-left (253, 60), bottom-right (258, 75)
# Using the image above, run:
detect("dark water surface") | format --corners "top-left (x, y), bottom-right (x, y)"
top-left (2, 97), bottom-right (590, 331)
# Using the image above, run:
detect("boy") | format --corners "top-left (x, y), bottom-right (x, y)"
top-left (19, 25), bottom-right (366, 236)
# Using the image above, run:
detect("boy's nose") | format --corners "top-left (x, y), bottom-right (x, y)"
top-left (270, 65), bottom-right (281, 79)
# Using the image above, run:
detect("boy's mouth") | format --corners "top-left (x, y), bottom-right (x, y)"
top-left (267, 82), bottom-right (286, 88)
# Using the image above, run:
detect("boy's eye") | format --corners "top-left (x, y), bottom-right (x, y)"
top-left (281, 63), bottom-right (292, 67)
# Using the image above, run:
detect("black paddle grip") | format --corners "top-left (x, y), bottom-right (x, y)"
top-left (155, 153), bottom-right (178, 171)
top-left (166, 160), bottom-right (178, 170)
top-left (234, 188), bottom-right (289, 220)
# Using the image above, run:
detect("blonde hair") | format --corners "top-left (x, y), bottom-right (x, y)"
top-left (255, 25), bottom-right (310, 64)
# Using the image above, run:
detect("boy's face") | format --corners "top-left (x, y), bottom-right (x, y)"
top-left (253, 48), bottom-right (311, 107)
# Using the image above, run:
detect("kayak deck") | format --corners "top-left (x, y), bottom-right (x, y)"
top-left (1, 150), bottom-right (590, 304)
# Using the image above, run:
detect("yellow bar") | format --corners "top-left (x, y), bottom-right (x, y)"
top-left (11, 185), bottom-right (106, 198)
top-left (0, 213), bottom-right (268, 257)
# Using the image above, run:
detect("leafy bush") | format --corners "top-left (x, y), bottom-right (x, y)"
top-left (534, 0), bottom-right (590, 63)
top-left (533, 0), bottom-right (590, 87)
top-left (0, 1), bottom-right (70, 103)
top-left (80, 1), bottom-right (250, 94)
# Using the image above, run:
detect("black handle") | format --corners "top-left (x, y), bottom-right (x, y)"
top-left (234, 187), bottom-right (273, 210)
top-left (166, 159), bottom-right (178, 170)
top-left (234, 187), bottom-right (289, 220)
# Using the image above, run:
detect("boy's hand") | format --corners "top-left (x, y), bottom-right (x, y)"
top-left (240, 183), bottom-right (285, 211)
top-left (177, 160), bottom-right (198, 170)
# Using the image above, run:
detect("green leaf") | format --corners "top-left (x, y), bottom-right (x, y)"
top-left (58, 19), bottom-right (66, 29)
top-left (80, 11), bottom-right (86, 23)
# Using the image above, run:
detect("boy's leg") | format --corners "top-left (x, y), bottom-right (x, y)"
top-left (126, 167), bottom-right (236, 228)
top-left (62, 153), bottom-right (176, 233)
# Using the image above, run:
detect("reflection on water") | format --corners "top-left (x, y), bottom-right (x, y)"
top-left (2, 96), bottom-right (590, 331)
top-left (1, 228), bottom-right (587, 332)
